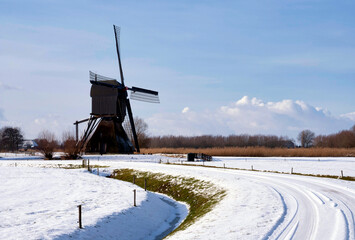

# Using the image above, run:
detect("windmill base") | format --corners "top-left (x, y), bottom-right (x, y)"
top-left (85, 117), bottom-right (135, 154)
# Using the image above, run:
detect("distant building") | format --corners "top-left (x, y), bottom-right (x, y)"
top-left (283, 140), bottom-right (295, 149)
top-left (22, 140), bottom-right (38, 150)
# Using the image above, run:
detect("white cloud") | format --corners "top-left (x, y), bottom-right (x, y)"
top-left (341, 112), bottom-right (355, 122)
top-left (182, 107), bottom-right (190, 113)
top-left (34, 118), bottom-right (47, 125)
top-left (147, 96), bottom-right (355, 138)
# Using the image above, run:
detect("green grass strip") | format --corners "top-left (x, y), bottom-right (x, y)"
top-left (110, 169), bottom-right (226, 236)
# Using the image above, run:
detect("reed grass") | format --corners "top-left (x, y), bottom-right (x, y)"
top-left (141, 147), bottom-right (355, 157)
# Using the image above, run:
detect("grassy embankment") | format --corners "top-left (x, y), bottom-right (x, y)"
top-left (110, 169), bottom-right (226, 236)
top-left (141, 147), bottom-right (355, 157)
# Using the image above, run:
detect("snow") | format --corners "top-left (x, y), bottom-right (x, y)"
top-left (0, 165), bottom-right (188, 240)
top-left (1, 154), bottom-right (355, 239)
top-left (184, 156), bottom-right (355, 177)
top-left (0, 152), bottom-right (42, 160)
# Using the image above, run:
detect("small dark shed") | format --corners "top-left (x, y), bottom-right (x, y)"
top-left (187, 153), bottom-right (212, 162)
top-left (187, 153), bottom-right (196, 161)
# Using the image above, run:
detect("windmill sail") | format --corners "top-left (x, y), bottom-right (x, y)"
top-left (90, 71), bottom-right (117, 82)
top-left (130, 91), bottom-right (160, 103)
top-left (114, 25), bottom-right (120, 51)
top-left (113, 25), bottom-right (125, 85)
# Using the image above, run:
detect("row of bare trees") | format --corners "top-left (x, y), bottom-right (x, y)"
top-left (148, 134), bottom-right (295, 148)
top-left (35, 130), bottom-right (78, 160)
top-left (149, 127), bottom-right (355, 149)
top-left (0, 126), bottom-right (77, 159)
top-left (314, 126), bottom-right (355, 148)
top-left (296, 126), bottom-right (355, 148)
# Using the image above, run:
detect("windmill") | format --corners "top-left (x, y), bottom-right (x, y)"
top-left (74, 25), bottom-right (159, 154)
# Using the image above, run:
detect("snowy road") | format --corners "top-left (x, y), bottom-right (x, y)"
top-left (229, 169), bottom-right (355, 240)
top-left (106, 160), bottom-right (355, 239)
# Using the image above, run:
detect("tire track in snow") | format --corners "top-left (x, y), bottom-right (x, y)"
top-left (257, 176), bottom-right (320, 240)
top-left (261, 187), bottom-right (297, 240)
top-left (222, 169), bottom-right (355, 240)
top-left (184, 166), bottom-right (354, 240)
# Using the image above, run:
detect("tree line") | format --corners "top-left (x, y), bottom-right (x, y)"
top-left (313, 125), bottom-right (355, 148)
top-left (148, 134), bottom-right (295, 148)
top-left (1, 120), bottom-right (355, 157)
top-left (148, 125), bottom-right (355, 149)
top-left (0, 126), bottom-right (77, 160)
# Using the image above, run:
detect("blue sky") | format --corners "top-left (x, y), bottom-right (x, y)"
top-left (0, 0), bottom-right (355, 140)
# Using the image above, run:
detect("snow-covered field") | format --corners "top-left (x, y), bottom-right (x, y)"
top-left (1, 154), bottom-right (355, 239)
top-left (0, 162), bottom-right (187, 240)
top-left (186, 156), bottom-right (355, 177)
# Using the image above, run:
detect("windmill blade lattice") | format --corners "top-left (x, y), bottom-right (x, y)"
top-left (114, 25), bottom-right (125, 85)
top-left (114, 25), bottom-right (120, 51)
top-left (130, 90), bottom-right (160, 103)
top-left (90, 71), bottom-right (117, 82)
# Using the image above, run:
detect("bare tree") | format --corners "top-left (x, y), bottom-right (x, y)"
top-left (0, 127), bottom-right (3, 151)
top-left (36, 130), bottom-right (58, 159)
top-left (0, 126), bottom-right (24, 152)
top-left (62, 130), bottom-right (80, 159)
top-left (298, 129), bottom-right (315, 148)
top-left (124, 117), bottom-right (150, 148)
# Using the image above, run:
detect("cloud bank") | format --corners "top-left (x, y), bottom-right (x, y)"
top-left (147, 96), bottom-right (355, 139)
top-left (341, 112), bottom-right (355, 122)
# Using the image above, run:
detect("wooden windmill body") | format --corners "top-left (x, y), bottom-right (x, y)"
top-left (74, 25), bottom-right (159, 154)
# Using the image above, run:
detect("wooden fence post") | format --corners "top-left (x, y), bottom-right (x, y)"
top-left (133, 189), bottom-right (136, 207)
top-left (133, 175), bottom-right (136, 184)
top-left (78, 205), bottom-right (83, 229)
top-left (97, 168), bottom-right (99, 176)
top-left (291, 167), bottom-right (293, 174)
top-left (251, 165), bottom-right (253, 171)
top-left (144, 178), bottom-right (147, 191)
top-left (341, 170), bottom-right (344, 178)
